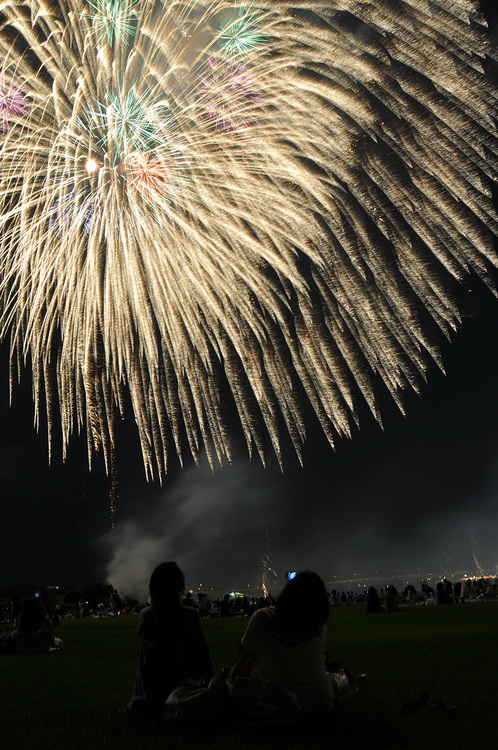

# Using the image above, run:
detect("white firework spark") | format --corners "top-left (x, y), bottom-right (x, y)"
top-left (0, 0), bottom-right (497, 479)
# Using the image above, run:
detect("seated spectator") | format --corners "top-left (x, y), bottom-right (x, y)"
top-left (9, 594), bottom-right (23, 628)
top-left (15, 597), bottom-right (63, 653)
top-left (384, 585), bottom-right (399, 613)
top-left (197, 593), bottom-right (208, 617)
top-left (436, 582), bottom-right (451, 605)
top-left (218, 594), bottom-right (232, 618)
top-left (129, 561), bottom-right (214, 719)
top-left (182, 592), bottom-right (195, 608)
top-left (230, 570), bottom-right (335, 716)
top-left (365, 586), bottom-right (382, 613)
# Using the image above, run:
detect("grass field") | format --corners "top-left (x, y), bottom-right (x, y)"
top-left (1, 602), bottom-right (496, 749)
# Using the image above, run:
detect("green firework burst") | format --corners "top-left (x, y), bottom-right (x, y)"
top-left (219, 2), bottom-right (266, 60)
top-left (87, 88), bottom-right (159, 162)
top-left (83, 0), bottom-right (139, 46)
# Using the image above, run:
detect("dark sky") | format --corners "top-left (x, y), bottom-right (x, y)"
top-left (1, 3), bottom-right (498, 599)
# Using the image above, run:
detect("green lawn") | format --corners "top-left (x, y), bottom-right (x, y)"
top-left (1, 603), bottom-right (496, 749)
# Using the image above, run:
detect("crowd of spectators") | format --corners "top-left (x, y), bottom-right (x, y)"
top-left (327, 576), bottom-right (498, 612)
top-left (1, 575), bottom-right (497, 632)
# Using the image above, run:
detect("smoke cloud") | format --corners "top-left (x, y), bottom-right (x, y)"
top-left (98, 442), bottom-right (498, 601)
top-left (99, 452), bottom-right (286, 600)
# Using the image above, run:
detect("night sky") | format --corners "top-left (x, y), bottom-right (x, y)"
top-left (1, 3), bottom-right (498, 600)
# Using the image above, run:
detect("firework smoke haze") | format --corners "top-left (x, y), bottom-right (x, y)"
top-left (0, 1), bottom-right (497, 480)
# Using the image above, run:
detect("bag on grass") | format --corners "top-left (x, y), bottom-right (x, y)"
top-left (230, 676), bottom-right (301, 727)
top-left (166, 674), bottom-right (231, 722)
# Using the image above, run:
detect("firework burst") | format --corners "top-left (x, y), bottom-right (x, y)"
top-left (199, 56), bottom-right (262, 129)
top-left (0, 0), bottom-right (497, 479)
top-left (83, 0), bottom-right (139, 47)
top-left (218, 2), bottom-right (267, 60)
top-left (126, 151), bottom-right (166, 193)
top-left (47, 190), bottom-right (94, 236)
top-left (0, 71), bottom-right (29, 132)
top-left (86, 87), bottom-right (159, 162)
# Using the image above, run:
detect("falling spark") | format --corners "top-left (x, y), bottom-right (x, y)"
top-left (262, 530), bottom-right (279, 597)
top-left (469, 528), bottom-right (490, 578)
top-left (109, 442), bottom-right (119, 528)
top-left (0, 1), bottom-right (497, 481)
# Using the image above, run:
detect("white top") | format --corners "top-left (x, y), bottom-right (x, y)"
top-left (241, 607), bottom-right (334, 714)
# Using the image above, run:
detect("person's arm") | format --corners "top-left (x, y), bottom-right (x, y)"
top-left (229, 609), bottom-right (261, 678)
top-left (230, 646), bottom-right (256, 678)
top-left (197, 627), bottom-right (215, 684)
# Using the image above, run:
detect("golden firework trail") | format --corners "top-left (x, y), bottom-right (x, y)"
top-left (0, 1), bottom-right (497, 479)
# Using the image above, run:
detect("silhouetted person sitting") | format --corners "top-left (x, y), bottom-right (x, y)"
top-left (129, 561), bottom-right (214, 719)
top-left (365, 586), bottom-right (382, 613)
top-left (219, 594), bottom-right (232, 617)
top-left (436, 582), bottom-right (451, 604)
top-left (9, 594), bottom-right (22, 628)
top-left (384, 585), bottom-right (399, 612)
top-left (230, 570), bottom-right (335, 716)
top-left (16, 597), bottom-right (62, 652)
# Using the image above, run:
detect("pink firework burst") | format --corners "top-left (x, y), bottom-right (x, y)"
top-left (199, 56), bottom-right (262, 130)
top-left (0, 72), bottom-right (30, 132)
